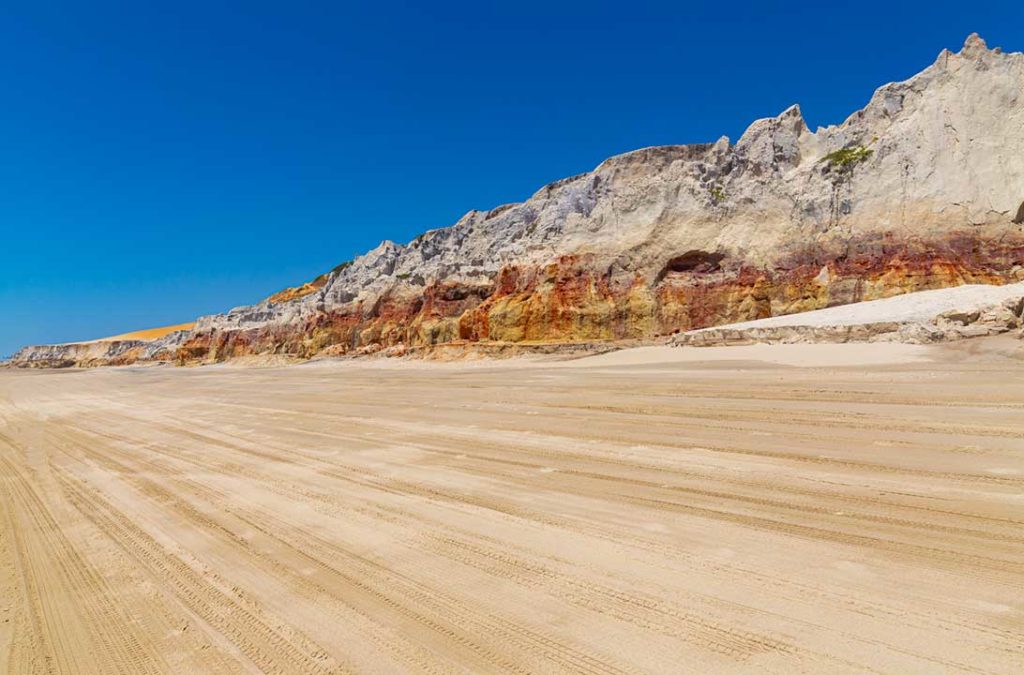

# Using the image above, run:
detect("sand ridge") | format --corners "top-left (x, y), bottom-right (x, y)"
top-left (1, 343), bottom-right (1022, 673)
top-left (97, 322), bottom-right (196, 342)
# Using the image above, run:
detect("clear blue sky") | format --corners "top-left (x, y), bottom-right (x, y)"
top-left (1, 1), bottom-right (1020, 355)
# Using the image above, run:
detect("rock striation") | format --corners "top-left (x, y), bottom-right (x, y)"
top-left (9, 34), bottom-right (1024, 367)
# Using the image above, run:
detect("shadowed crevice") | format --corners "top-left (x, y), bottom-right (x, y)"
top-left (1013, 201), bottom-right (1024, 224)
top-left (656, 251), bottom-right (726, 283)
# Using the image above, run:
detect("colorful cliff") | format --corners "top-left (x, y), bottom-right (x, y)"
top-left (9, 34), bottom-right (1024, 367)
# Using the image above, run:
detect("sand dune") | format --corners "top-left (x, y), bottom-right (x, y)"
top-left (97, 322), bottom-right (195, 342)
top-left (1, 342), bottom-right (1022, 673)
top-left (687, 282), bottom-right (1024, 332)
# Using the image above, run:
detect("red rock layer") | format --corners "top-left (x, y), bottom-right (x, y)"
top-left (172, 230), bottom-right (1024, 364)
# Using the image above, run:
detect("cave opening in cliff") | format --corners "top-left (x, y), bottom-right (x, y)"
top-left (657, 250), bottom-right (726, 282)
top-left (1013, 201), bottom-right (1024, 224)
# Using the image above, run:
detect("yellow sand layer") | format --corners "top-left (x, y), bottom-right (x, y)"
top-left (100, 322), bottom-right (195, 342)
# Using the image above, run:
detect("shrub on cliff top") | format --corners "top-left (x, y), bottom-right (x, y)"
top-left (823, 145), bottom-right (873, 171)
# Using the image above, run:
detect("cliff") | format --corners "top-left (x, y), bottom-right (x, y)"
top-left (10, 34), bottom-right (1024, 367)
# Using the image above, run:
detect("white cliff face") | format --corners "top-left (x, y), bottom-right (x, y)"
top-left (10, 35), bottom-right (1024, 366)
top-left (196, 34), bottom-right (1023, 333)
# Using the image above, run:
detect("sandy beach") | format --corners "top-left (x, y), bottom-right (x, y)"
top-left (1, 341), bottom-right (1022, 673)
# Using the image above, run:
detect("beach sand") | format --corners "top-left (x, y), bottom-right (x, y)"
top-left (1, 340), bottom-right (1022, 673)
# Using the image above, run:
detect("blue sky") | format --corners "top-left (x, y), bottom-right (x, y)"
top-left (1, 1), bottom-right (1020, 355)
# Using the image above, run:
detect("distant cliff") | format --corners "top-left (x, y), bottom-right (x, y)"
top-left (11, 34), bottom-right (1024, 368)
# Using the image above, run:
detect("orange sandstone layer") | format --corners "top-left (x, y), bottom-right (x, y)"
top-left (172, 231), bottom-right (1024, 364)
